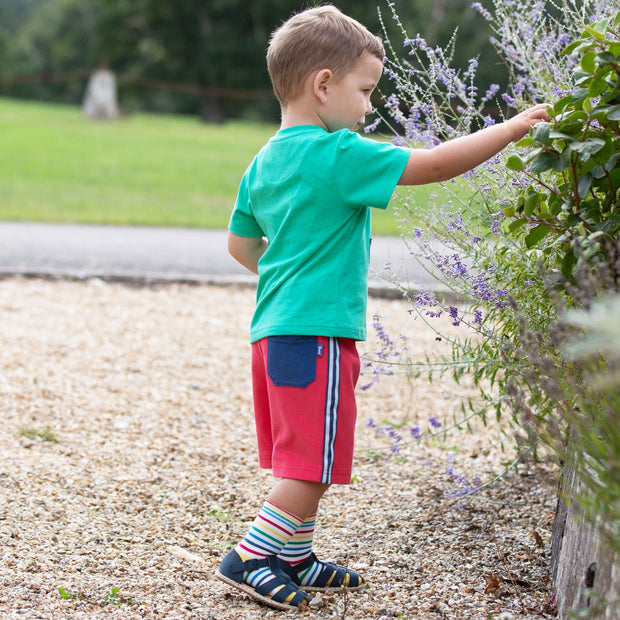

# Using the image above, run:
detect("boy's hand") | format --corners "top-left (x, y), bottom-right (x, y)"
top-left (505, 103), bottom-right (551, 142)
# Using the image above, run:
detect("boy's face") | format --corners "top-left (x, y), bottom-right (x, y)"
top-left (319, 52), bottom-right (383, 133)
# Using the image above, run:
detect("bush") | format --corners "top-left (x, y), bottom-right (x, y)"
top-left (367, 1), bottom-right (619, 555)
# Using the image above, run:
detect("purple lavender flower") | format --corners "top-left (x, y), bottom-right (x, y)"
top-left (448, 306), bottom-right (461, 326)
top-left (363, 116), bottom-right (382, 133)
top-left (410, 425), bottom-right (422, 439)
top-left (445, 467), bottom-right (483, 500)
top-left (482, 83), bottom-right (500, 104)
top-left (471, 1), bottom-right (492, 21)
top-left (501, 92), bottom-right (517, 107)
top-left (428, 416), bottom-right (442, 428)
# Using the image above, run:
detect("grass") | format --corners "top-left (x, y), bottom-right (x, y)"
top-left (0, 96), bottom-right (439, 235)
top-left (18, 425), bottom-right (59, 442)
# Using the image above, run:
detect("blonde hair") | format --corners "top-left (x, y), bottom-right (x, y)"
top-left (267, 5), bottom-right (385, 106)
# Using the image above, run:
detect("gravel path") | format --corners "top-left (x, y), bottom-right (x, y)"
top-left (0, 279), bottom-right (557, 619)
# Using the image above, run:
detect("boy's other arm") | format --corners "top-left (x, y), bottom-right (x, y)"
top-left (227, 231), bottom-right (267, 275)
top-left (398, 103), bottom-right (550, 186)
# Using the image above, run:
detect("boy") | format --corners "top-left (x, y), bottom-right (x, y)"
top-left (215, 4), bottom-right (549, 611)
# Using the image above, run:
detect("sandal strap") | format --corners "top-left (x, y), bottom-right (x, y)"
top-left (253, 568), bottom-right (309, 607)
top-left (217, 549), bottom-right (271, 583)
top-left (278, 552), bottom-right (364, 589)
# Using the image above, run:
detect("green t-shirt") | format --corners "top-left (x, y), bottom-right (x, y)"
top-left (229, 125), bottom-right (410, 343)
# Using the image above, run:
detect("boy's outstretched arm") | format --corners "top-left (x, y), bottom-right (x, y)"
top-left (398, 103), bottom-right (550, 186)
top-left (228, 231), bottom-right (267, 275)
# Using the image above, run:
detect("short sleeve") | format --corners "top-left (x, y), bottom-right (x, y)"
top-left (333, 131), bottom-right (410, 210)
top-left (228, 168), bottom-right (265, 237)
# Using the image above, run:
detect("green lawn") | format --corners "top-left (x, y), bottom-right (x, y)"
top-left (0, 97), bottom-right (435, 235)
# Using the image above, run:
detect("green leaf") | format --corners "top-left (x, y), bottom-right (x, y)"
top-left (588, 77), bottom-right (609, 98)
top-left (515, 136), bottom-right (535, 147)
top-left (594, 104), bottom-right (620, 122)
top-left (555, 109), bottom-right (587, 126)
top-left (584, 20), bottom-right (608, 40)
top-left (523, 192), bottom-right (539, 217)
top-left (562, 40), bottom-right (584, 56)
top-left (590, 164), bottom-right (606, 179)
top-left (525, 224), bottom-right (551, 248)
top-left (549, 194), bottom-right (562, 216)
top-left (532, 122), bottom-right (551, 145)
top-left (508, 218), bottom-right (527, 233)
top-left (561, 249), bottom-right (577, 281)
top-left (598, 51), bottom-right (617, 65)
top-left (569, 138), bottom-right (606, 159)
top-left (574, 69), bottom-right (591, 85)
top-left (578, 173), bottom-right (594, 198)
top-left (553, 95), bottom-right (573, 115)
top-left (581, 51), bottom-right (597, 73)
top-left (548, 130), bottom-right (575, 141)
top-left (608, 105), bottom-right (620, 121)
top-left (571, 88), bottom-right (589, 103)
top-left (506, 154), bottom-right (524, 171)
top-left (604, 152), bottom-right (619, 171)
top-left (602, 213), bottom-right (620, 234)
top-left (530, 151), bottom-right (562, 174)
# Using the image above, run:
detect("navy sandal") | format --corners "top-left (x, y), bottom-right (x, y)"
top-left (277, 552), bottom-right (366, 592)
top-left (215, 549), bottom-right (311, 611)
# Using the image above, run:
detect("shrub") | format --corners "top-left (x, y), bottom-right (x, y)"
top-left (367, 1), bottom-right (620, 554)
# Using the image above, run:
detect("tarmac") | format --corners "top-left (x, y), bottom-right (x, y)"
top-left (0, 221), bottom-right (449, 298)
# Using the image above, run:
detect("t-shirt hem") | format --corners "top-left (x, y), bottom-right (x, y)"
top-left (249, 327), bottom-right (366, 344)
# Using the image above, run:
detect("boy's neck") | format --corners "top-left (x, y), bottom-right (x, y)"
top-left (280, 101), bottom-right (327, 131)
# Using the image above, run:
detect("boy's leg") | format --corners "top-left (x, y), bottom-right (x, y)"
top-left (215, 479), bottom-right (328, 611)
top-left (267, 478), bottom-right (329, 517)
top-left (276, 503), bottom-right (366, 591)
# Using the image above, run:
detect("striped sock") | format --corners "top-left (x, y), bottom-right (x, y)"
top-left (277, 512), bottom-right (316, 565)
top-left (235, 500), bottom-right (303, 589)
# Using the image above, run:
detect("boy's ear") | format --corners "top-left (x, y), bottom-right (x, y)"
top-left (313, 68), bottom-right (333, 103)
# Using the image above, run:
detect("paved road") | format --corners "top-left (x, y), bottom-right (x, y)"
top-left (0, 221), bottom-right (447, 295)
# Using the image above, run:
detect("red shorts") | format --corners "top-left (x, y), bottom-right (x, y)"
top-left (251, 336), bottom-right (360, 485)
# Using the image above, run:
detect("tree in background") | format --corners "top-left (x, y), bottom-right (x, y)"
top-left (0, 0), bottom-right (497, 122)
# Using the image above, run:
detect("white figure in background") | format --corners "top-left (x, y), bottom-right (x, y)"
top-left (82, 68), bottom-right (119, 119)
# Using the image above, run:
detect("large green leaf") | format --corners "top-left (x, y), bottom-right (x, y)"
top-left (506, 154), bottom-right (525, 171)
top-left (569, 138), bottom-right (606, 158)
top-left (525, 224), bottom-right (552, 248)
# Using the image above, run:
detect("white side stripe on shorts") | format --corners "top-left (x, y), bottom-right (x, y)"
top-left (321, 337), bottom-right (340, 484)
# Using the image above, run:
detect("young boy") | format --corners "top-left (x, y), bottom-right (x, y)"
top-left (215, 4), bottom-right (549, 611)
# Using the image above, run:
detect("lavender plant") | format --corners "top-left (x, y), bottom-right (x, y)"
top-left (365, 0), bottom-right (619, 551)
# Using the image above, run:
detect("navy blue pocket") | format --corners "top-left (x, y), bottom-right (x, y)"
top-left (267, 336), bottom-right (318, 388)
